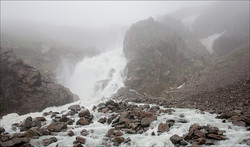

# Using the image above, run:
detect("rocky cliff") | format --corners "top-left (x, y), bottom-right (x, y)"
top-left (0, 47), bottom-right (74, 117)
top-left (123, 18), bottom-right (191, 96)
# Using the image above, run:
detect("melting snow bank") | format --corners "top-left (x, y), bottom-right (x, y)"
top-left (200, 32), bottom-right (225, 54)
top-left (0, 100), bottom-right (249, 147)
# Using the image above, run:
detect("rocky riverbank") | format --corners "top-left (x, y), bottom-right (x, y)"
top-left (0, 100), bottom-right (249, 147)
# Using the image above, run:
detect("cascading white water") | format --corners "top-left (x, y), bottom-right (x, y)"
top-left (66, 49), bottom-right (126, 102)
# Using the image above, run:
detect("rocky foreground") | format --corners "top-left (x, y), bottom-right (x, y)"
top-left (0, 47), bottom-right (76, 117)
top-left (0, 100), bottom-right (249, 147)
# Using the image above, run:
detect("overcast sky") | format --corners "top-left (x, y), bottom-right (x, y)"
top-left (1, 1), bottom-right (214, 28)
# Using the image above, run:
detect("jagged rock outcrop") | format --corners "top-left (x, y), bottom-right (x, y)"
top-left (123, 18), bottom-right (189, 96)
top-left (0, 47), bottom-right (74, 117)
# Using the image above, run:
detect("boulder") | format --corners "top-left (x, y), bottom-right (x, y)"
top-left (170, 134), bottom-right (182, 144)
top-left (157, 123), bottom-right (169, 132)
top-left (42, 137), bottom-right (57, 146)
top-left (67, 130), bottom-right (74, 136)
top-left (98, 117), bottom-right (107, 124)
top-left (76, 119), bottom-right (89, 126)
top-left (141, 116), bottom-right (157, 127)
top-left (68, 105), bottom-right (81, 112)
top-left (75, 136), bottom-right (86, 144)
top-left (35, 117), bottom-right (46, 121)
top-left (0, 127), bottom-right (5, 134)
top-left (80, 129), bottom-right (89, 136)
top-left (207, 134), bottom-right (228, 140)
top-left (48, 122), bottom-right (67, 132)
top-left (78, 109), bottom-right (90, 118)
top-left (25, 128), bottom-right (39, 138)
top-left (113, 137), bottom-right (124, 145)
top-left (59, 116), bottom-right (70, 123)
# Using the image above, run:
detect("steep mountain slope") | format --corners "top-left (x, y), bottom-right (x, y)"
top-left (0, 47), bottom-right (75, 117)
top-left (123, 18), bottom-right (207, 96)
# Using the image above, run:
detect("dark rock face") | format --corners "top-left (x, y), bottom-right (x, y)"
top-left (0, 47), bottom-right (74, 117)
top-left (123, 18), bottom-right (188, 96)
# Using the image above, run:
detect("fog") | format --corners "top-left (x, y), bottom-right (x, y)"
top-left (1, 1), bottom-right (213, 28)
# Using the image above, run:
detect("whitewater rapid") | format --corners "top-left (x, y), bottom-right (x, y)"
top-left (0, 48), bottom-right (249, 146)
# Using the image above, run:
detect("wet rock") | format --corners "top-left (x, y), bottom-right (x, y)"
top-left (0, 137), bottom-right (30, 147)
top-left (66, 119), bottom-right (75, 125)
top-left (20, 143), bottom-right (34, 147)
top-left (179, 114), bottom-right (185, 118)
top-left (59, 116), bottom-right (70, 123)
top-left (106, 129), bottom-right (115, 137)
top-left (108, 114), bottom-right (119, 124)
top-left (207, 134), bottom-right (228, 140)
top-left (68, 105), bottom-right (81, 112)
top-left (1, 134), bottom-right (10, 142)
top-left (105, 100), bottom-right (117, 107)
top-left (25, 128), bottom-right (39, 138)
top-left (232, 120), bottom-right (246, 127)
top-left (122, 129), bottom-right (136, 134)
top-left (189, 124), bottom-right (200, 135)
top-left (78, 109), bottom-right (90, 118)
top-left (138, 110), bottom-right (153, 118)
top-left (180, 140), bottom-right (188, 145)
top-left (68, 130), bottom-right (74, 136)
top-left (241, 115), bottom-right (250, 125)
top-left (141, 116), bottom-right (157, 127)
top-left (11, 133), bottom-right (26, 138)
top-left (98, 117), bottom-right (107, 124)
top-left (48, 122), bottom-right (67, 132)
top-left (151, 132), bottom-right (155, 136)
top-left (166, 119), bottom-right (175, 127)
top-left (24, 117), bottom-right (33, 130)
top-left (42, 137), bottom-right (57, 146)
top-left (0, 127), bottom-right (5, 134)
top-left (207, 126), bottom-right (219, 134)
top-left (40, 127), bottom-right (50, 135)
top-left (34, 120), bottom-right (42, 128)
top-left (73, 143), bottom-right (83, 147)
top-left (157, 123), bottom-right (169, 132)
top-left (75, 136), bottom-right (86, 144)
top-left (113, 136), bottom-right (124, 145)
top-left (67, 110), bottom-right (75, 116)
top-left (205, 139), bottom-right (215, 145)
top-left (124, 137), bottom-right (131, 143)
top-left (35, 117), bottom-right (46, 121)
top-left (170, 134), bottom-right (182, 144)
top-left (194, 129), bottom-right (206, 138)
top-left (178, 119), bottom-right (188, 123)
top-left (196, 137), bottom-right (206, 145)
top-left (80, 129), bottom-right (89, 136)
top-left (115, 131), bottom-right (123, 136)
top-left (77, 119), bottom-right (90, 126)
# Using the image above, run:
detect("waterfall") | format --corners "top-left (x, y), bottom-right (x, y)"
top-left (66, 48), bottom-right (127, 102)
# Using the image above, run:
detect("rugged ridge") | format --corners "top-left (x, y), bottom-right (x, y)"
top-left (123, 18), bottom-right (189, 96)
top-left (0, 47), bottom-right (74, 117)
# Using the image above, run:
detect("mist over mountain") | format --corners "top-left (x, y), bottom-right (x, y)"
top-left (0, 1), bottom-right (250, 147)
